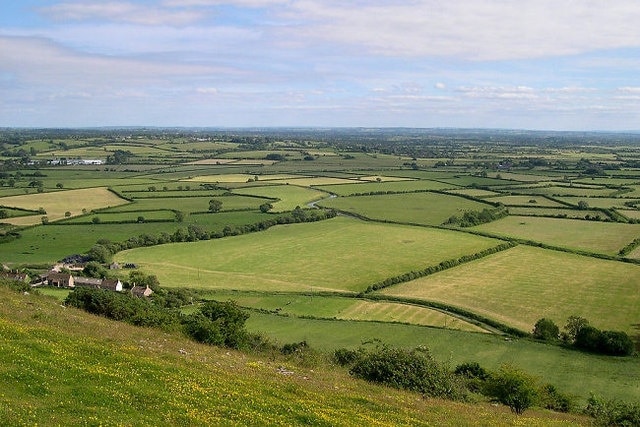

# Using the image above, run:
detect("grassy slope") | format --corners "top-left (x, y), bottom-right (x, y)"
top-left (245, 313), bottom-right (640, 404)
top-left (0, 286), bottom-right (588, 426)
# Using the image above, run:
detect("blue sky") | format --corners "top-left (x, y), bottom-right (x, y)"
top-left (1, 0), bottom-right (640, 130)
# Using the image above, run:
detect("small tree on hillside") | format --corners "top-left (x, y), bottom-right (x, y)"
top-left (208, 199), bottom-right (223, 213)
top-left (532, 318), bottom-right (560, 341)
top-left (486, 365), bottom-right (539, 415)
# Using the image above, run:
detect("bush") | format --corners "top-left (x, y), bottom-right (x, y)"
top-left (575, 325), bottom-right (635, 356)
top-left (349, 345), bottom-right (464, 400)
top-left (485, 365), bottom-right (539, 415)
top-left (538, 384), bottom-right (574, 413)
top-left (585, 394), bottom-right (640, 426)
top-left (184, 300), bottom-right (250, 349)
top-left (454, 362), bottom-right (489, 393)
top-left (532, 318), bottom-right (560, 341)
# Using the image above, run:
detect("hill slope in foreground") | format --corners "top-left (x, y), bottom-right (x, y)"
top-left (0, 286), bottom-right (588, 426)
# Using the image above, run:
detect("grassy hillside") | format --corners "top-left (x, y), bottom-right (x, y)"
top-left (0, 285), bottom-right (589, 426)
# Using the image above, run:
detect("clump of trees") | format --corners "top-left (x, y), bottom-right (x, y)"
top-left (531, 316), bottom-right (635, 356)
top-left (443, 206), bottom-right (508, 227)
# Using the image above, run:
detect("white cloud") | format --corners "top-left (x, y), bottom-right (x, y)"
top-left (435, 82), bottom-right (446, 90)
top-left (457, 85), bottom-right (538, 100)
top-left (39, 1), bottom-right (207, 26)
top-left (275, 0), bottom-right (640, 60)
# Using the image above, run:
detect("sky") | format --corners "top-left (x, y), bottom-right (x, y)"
top-left (1, 1), bottom-right (640, 130)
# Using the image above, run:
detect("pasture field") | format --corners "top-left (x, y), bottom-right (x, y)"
top-left (245, 312), bottom-right (639, 403)
top-left (122, 189), bottom-right (228, 198)
top-left (60, 210), bottom-right (176, 223)
top-left (185, 173), bottom-right (306, 183)
top-left (199, 292), bottom-right (487, 333)
top-left (618, 209), bottom-right (640, 220)
top-left (357, 175), bottom-right (415, 182)
top-left (473, 215), bottom-right (640, 254)
top-left (486, 195), bottom-right (567, 207)
top-left (506, 207), bottom-right (604, 219)
top-left (0, 211), bottom-right (275, 265)
top-left (315, 179), bottom-right (453, 196)
top-left (445, 188), bottom-right (500, 198)
top-left (379, 245), bottom-right (640, 334)
top-left (232, 185), bottom-right (327, 211)
top-left (554, 196), bottom-right (639, 209)
top-left (115, 217), bottom-right (503, 293)
top-left (508, 185), bottom-right (617, 197)
top-left (101, 195), bottom-right (264, 213)
top-left (436, 176), bottom-right (513, 187)
top-left (0, 187), bottom-right (128, 225)
top-left (318, 192), bottom-right (494, 226)
top-left (488, 172), bottom-right (556, 182)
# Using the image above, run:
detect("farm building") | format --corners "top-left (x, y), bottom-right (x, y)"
top-left (47, 272), bottom-right (74, 288)
top-left (131, 284), bottom-right (153, 298)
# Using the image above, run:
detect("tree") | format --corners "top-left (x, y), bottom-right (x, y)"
top-left (56, 183), bottom-right (64, 189)
top-left (532, 318), bottom-right (559, 341)
top-left (184, 300), bottom-right (250, 349)
top-left (577, 200), bottom-right (589, 210)
top-left (562, 316), bottom-right (589, 344)
top-left (486, 365), bottom-right (539, 415)
top-left (0, 210), bottom-right (8, 219)
top-left (259, 202), bottom-right (273, 213)
top-left (208, 199), bottom-right (223, 213)
top-left (174, 210), bottom-right (185, 222)
top-left (87, 244), bottom-right (113, 263)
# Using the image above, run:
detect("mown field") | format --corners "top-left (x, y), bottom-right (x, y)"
top-left (472, 215), bottom-right (640, 255)
top-left (379, 245), bottom-right (640, 334)
top-left (232, 184), bottom-right (327, 211)
top-left (199, 292), bottom-right (488, 333)
top-left (318, 192), bottom-right (494, 226)
top-left (115, 217), bottom-right (504, 293)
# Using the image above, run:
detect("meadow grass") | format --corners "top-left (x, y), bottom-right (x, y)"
top-left (245, 312), bottom-right (639, 404)
top-left (472, 215), bottom-right (640, 255)
top-left (0, 187), bottom-right (128, 225)
top-left (60, 210), bottom-right (176, 223)
top-left (0, 286), bottom-right (589, 426)
top-left (507, 207), bottom-right (603, 219)
top-left (319, 192), bottom-right (494, 226)
top-left (0, 211), bottom-right (275, 265)
top-left (101, 195), bottom-right (264, 213)
top-left (486, 195), bottom-right (567, 207)
top-left (315, 179), bottom-right (453, 196)
top-left (555, 196), bottom-right (640, 209)
top-left (115, 217), bottom-right (503, 293)
top-left (445, 188), bottom-right (500, 197)
top-left (378, 245), bottom-right (640, 334)
top-left (232, 184), bottom-right (327, 211)
top-left (200, 292), bottom-right (487, 333)
top-left (509, 185), bottom-right (618, 197)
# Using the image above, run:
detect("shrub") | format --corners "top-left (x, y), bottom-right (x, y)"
top-left (485, 365), bottom-right (539, 415)
top-left (532, 318), bottom-right (560, 341)
top-left (585, 394), bottom-right (640, 426)
top-left (538, 384), bottom-right (575, 413)
top-left (349, 345), bottom-right (464, 400)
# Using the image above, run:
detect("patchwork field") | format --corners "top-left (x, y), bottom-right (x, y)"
top-left (472, 215), bottom-right (640, 255)
top-left (115, 217), bottom-right (503, 293)
top-left (315, 179), bottom-right (452, 196)
top-left (0, 187), bottom-right (128, 225)
top-left (232, 185), bottom-right (327, 211)
top-left (318, 192), bottom-right (495, 226)
top-left (379, 245), bottom-right (640, 334)
top-left (199, 292), bottom-right (487, 333)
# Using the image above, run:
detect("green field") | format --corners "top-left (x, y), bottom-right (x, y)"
top-left (316, 179), bottom-right (453, 196)
top-left (115, 217), bottom-right (503, 293)
top-left (319, 192), bottom-right (495, 226)
top-left (101, 195), bottom-right (264, 213)
top-left (0, 187), bottom-right (128, 225)
top-left (232, 185), bottom-right (327, 211)
top-left (379, 245), bottom-right (640, 334)
top-left (245, 313), bottom-right (639, 403)
top-left (473, 215), bottom-right (640, 255)
top-left (200, 292), bottom-right (487, 333)
top-left (487, 195), bottom-right (567, 207)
